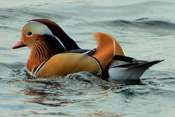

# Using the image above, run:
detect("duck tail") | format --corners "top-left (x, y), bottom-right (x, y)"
top-left (90, 32), bottom-right (124, 70)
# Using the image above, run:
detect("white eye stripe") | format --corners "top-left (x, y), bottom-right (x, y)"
top-left (24, 21), bottom-right (67, 50)
top-left (52, 35), bottom-right (67, 50)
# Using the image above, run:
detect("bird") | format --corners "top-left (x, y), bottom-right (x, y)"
top-left (11, 19), bottom-right (163, 80)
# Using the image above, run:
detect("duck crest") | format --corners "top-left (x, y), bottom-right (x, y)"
top-left (30, 19), bottom-right (80, 50)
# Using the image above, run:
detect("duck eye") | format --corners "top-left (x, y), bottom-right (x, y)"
top-left (27, 32), bottom-right (32, 36)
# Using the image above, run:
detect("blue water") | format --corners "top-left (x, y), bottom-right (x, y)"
top-left (0, 0), bottom-right (175, 116)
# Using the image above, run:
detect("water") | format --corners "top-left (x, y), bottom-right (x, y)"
top-left (0, 0), bottom-right (175, 116)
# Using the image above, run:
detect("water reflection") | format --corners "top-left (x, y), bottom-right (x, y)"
top-left (22, 72), bottom-right (113, 108)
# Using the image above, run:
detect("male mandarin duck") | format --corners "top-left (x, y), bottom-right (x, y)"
top-left (11, 19), bottom-right (163, 80)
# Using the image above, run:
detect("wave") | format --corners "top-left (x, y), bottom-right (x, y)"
top-left (0, 62), bottom-right (25, 69)
top-left (104, 19), bottom-right (175, 30)
top-left (0, 62), bottom-right (26, 78)
top-left (0, 7), bottom-right (66, 22)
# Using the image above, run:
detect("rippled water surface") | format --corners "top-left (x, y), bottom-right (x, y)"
top-left (1, 0), bottom-right (175, 116)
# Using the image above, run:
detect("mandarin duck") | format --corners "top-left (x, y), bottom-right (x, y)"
top-left (11, 19), bottom-right (163, 80)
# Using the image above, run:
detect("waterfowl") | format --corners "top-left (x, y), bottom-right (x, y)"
top-left (12, 19), bottom-right (163, 80)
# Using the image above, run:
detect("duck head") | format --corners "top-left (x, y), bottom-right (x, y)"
top-left (12, 19), bottom-right (80, 72)
top-left (12, 19), bottom-right (80, 50)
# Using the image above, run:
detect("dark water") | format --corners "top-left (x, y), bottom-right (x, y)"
top-left (0, 0), bottom-right (175, 116)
